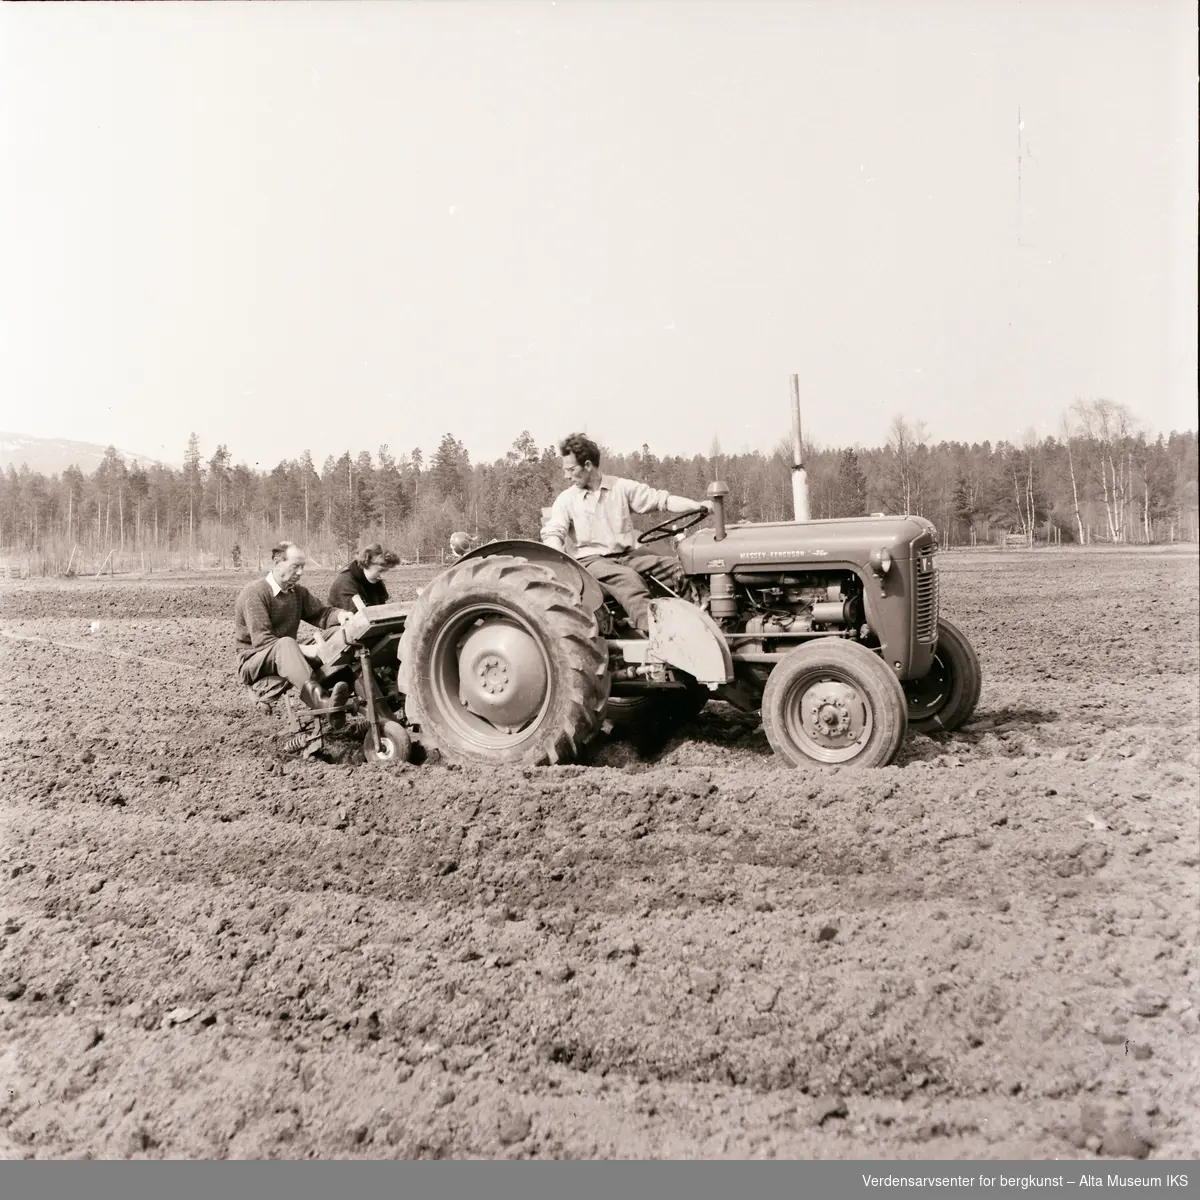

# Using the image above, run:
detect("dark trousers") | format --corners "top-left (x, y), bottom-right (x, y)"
top-left (579, 548), bottom-right (689, 633)
top-left (238, 637), bottom-right (314, 691)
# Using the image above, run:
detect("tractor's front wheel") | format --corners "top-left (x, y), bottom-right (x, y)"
top-left (397, 556), bottom-right (610, 767)
top-left (761, 641), bottom-right (908, 769)
top-left (903, 617), bottom-right (982, 734)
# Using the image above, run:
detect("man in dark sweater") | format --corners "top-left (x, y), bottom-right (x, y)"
top-left (234, 541), bottom-right (354, 722)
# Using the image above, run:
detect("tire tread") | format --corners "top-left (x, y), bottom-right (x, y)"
top-left (397, 557), bottom-right (610, 766)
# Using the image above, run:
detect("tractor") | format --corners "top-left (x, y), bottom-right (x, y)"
top-left (293, 376), bottom-right (981, 771)
top-left (384, 478), bottom-right (981, 770)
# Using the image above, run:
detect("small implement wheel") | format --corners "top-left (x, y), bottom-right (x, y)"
top-left (397, 556), bottom-right (610, 767)
top-left (761, 641), bottom-right (908, 769)
top-left (363, 720), bottom-right (412, 766)
top-left (903, 617), bottom-right (982, 734)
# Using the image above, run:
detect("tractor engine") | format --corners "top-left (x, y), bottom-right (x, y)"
top-left (703, 571), bottom-right (866, 648)
top-left (677, 500), bottom-right (941, 683)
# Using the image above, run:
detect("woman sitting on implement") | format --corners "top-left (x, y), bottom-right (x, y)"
top-left (328, 543), bottom-right (400, 612)
top-left (327, 543), bottom-right (403, 677)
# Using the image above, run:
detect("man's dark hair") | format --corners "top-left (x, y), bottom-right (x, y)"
top-left (356, 543), bottom-right (400, 570)
top-left (270, 541), bottom-right (298, 564)
top-left (559, 432), bottom-right (601, 470)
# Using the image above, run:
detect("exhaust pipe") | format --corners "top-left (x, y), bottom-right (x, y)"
top-left (706, 480), bottom-right (729, 541)
top-left (705, 481), bottom-right (736, 620)
top-left (790, 373), bottom-right (811, 522)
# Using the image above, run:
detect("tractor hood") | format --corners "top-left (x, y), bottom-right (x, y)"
top-left (679, 515), bottom-right (937, 574)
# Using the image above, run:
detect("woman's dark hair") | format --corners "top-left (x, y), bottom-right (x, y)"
top-left (558, 432), bottom-right (601, 469)
top-left (356, 543), bottom-right (400, 570)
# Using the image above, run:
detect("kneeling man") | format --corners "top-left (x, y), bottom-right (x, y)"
top-left (234, 541), bottom-right (354, 725)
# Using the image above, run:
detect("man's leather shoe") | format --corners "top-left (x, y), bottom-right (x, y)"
top-left (297, 681), bottom-right (332, 712)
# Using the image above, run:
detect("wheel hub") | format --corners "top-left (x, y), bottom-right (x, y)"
top-left (812, 697), bottom-right (851, 736)
top-left (798, 681), bottom-right (867, 749)
top-left (456, 620), bottom-right (548, 732)
top-left (476, 654), bottom-right (509, 695)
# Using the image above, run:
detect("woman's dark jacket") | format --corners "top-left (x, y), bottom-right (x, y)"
top-left (327, 562), bottom-right (390, 611)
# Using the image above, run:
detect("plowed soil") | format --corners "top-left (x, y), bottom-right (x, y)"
top-left (1, 548), bottom-right (1197, 1161)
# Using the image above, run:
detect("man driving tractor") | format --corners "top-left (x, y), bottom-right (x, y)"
top-left (540, 432), bottom-right (711, 634)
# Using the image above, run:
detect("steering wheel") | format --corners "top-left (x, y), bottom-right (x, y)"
top-left (637, 507), bottom-right (709, 546)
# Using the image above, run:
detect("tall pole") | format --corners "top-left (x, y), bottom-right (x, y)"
top-left (1016, 106), bottom-right (1022, 246)
top-left (790, 374), bottom-right (811, 522)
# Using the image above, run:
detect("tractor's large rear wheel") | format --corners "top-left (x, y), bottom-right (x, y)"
top-left (903, 617), bottom-right (982, 734)
top-left (397, 556), bottom-right (610, 767)
top-left (761, 640), bottom-right (908, 769)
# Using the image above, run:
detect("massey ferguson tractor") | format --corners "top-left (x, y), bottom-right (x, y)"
top-left (382, 495), bottom-right (979, 769)
top-left (299, 384), bottom-right (981, 770)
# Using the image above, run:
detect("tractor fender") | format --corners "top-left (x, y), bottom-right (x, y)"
top-left (455, 539), bottom-right (608, 616)
top-left (644, 597), bottom-right (734, 687)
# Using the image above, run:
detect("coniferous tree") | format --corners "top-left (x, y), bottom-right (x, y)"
top-left (3, 408), bottom-right (1199, 569)
top-left (830, 448), bottom-right (868, 518)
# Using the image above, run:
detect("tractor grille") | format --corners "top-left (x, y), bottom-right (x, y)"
top-left (915, 545), bottom-right (939, 644)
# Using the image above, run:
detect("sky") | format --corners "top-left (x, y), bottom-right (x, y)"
top-left (1, 0), bottom-right (1195, 472)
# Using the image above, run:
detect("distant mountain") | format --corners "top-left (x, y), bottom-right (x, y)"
top-left (0, 432), bottom-right (177, 476)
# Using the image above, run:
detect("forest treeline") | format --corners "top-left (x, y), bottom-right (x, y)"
top-left (1, 398), bottom-right (1196, 574)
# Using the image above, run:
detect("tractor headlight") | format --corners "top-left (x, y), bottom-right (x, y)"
top-left (869, 548), bottom-right (892, 577)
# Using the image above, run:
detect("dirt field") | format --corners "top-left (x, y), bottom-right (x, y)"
top-left (1, 547), bottom-right (1197, 1161)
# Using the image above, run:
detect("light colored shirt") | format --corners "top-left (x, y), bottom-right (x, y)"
top-left (267, 573), bottom-right (283, 596)
top-left (541, 474), bottom-right (672, 559)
